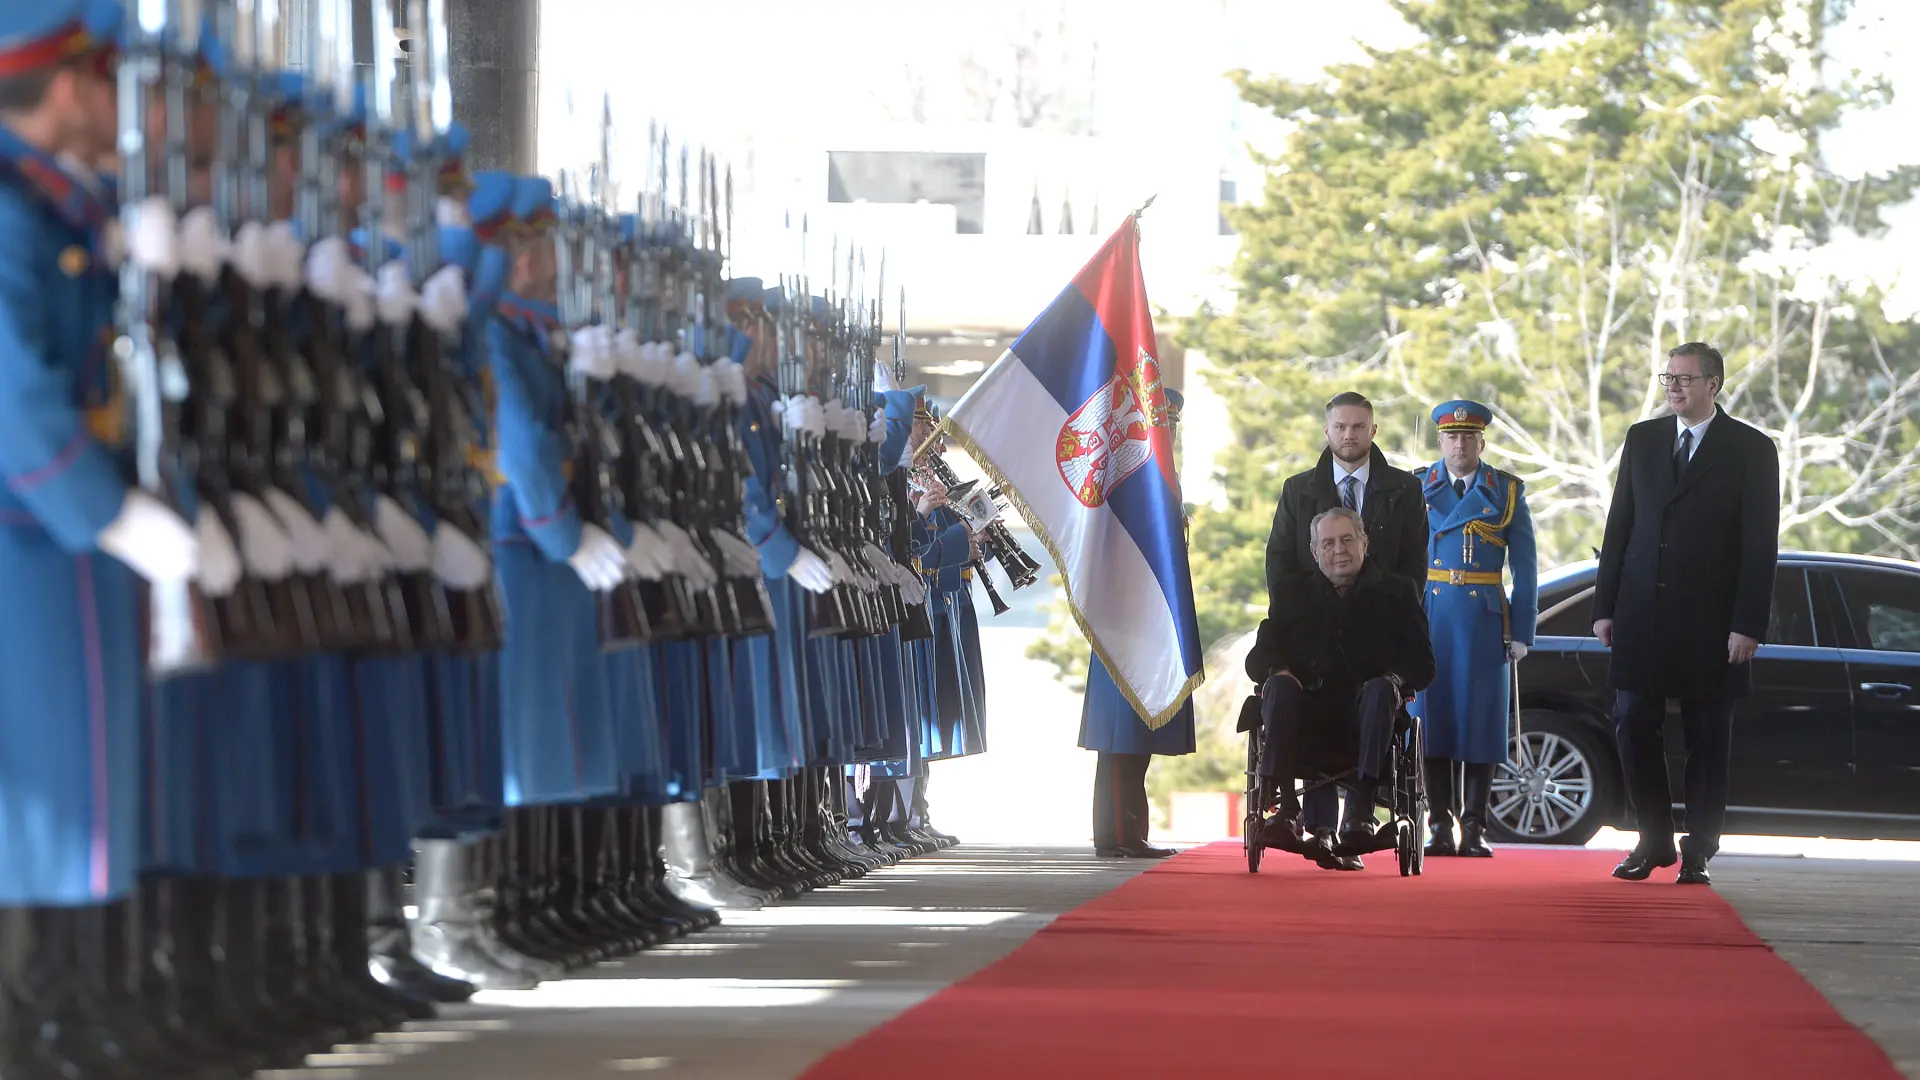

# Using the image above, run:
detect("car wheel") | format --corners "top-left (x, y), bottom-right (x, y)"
top-left (1485, 711), bottom-right (1619, 846)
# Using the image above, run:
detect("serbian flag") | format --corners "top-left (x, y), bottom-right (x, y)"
top-left (934, 215), bottom-right (1204, 728)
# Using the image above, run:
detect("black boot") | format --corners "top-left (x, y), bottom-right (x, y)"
top-left (1459, 763), bottom-right (1496, 857)
top-left (170, 877), bottom-right (314, 1069)
top-left (747, 783), bottom-right (806, 898)
top-left (578, 808), bottom-right (664, 953)
top-left (131, 878), bottom-right (265, 1076)
top-left (101, 885), bottom-right (243, 1080)
top-left (630, 808), bottom-right (717, 933)
top-left (495, 810), bottom-right (583, 967)
top-left (1424, 758), bottom-right (1458, 856)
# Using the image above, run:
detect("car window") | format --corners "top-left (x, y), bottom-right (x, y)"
top-left (1536, 581), bottom-right (1596, 637)
top-left (1832, 569), bottom-right (1920, 653)
top-left (1768, 568), bottom-right (1815, 647)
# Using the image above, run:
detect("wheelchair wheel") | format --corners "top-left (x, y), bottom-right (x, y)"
top-left (1246, 829), bottom-right (1263, 874)
top-left (1396, 819), bottom-right (1415, 877)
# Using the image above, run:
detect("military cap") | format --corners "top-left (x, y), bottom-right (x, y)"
top-left (438, 122), bottom-right (472, 193)
top-left (1164, 387), bottom-right (1185, 424)
top-left (510, 175), bottom-right (555, 231)
top-left (0, 0), bottom-right (114, 77)
top-left (761, 285), bottom-right (785, 312)
top-left (1432, 398), bottom-right (1492, 433)
top-left (726, 277), bottom-right (763, 302)
top-left (469, 170), bottom-right (515, 239)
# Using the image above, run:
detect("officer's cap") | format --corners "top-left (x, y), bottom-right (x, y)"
top-left (0, 0), bottom-right (114, 78)
top-left (510, 175), bottom-right (555, 231)
top-left (882, 386), bottom-right (927, 424)
top-left (726, 277), bottom-right (763, 303)
top-left (469, 170), bottom-right (515, 239)
top-left (1432, 399), bottom-right (1492, 434)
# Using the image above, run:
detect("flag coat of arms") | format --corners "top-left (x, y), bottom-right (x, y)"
top-left (934, 216), bottom-right (1204, 727)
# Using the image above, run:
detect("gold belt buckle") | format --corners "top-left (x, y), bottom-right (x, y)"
top-left (1448, 569), bottom-right (1467, 586)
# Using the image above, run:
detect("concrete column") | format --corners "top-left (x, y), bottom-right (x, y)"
top-left (446, 0), bottom-right (540, 174)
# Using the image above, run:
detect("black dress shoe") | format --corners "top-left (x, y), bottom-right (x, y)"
top-left (1676, 853), bottom-right (1712, 886)
top-left (1425, 832), bottom-right (1457, 857)
top-left (1332, 821), bottom-right (1399, 859)
top-left (1258, 810), bottom-right (1322, 857)
top-left (1309, 829), bottom-right (1362, 871)
top-left (1457, 827), bottom-right (1494, 858)
top-left (1114, 843), bottom-right (1175, 859)
top-left (1611, 848), bottom-right (1678, 881)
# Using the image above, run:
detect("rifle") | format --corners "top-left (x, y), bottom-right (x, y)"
top-left (219, 0), bottom-right (323, 657)
top-left (776, 271), bottom-right (849, 638)
top-left (401, 0), bottom-right (503, 654)
top-left (116, 0), bottom-right (219, 676)
top-left (886, 287), bottom-right (934, 642)
top-left (694, 153), bottom-right (772, 636)
top-left (361, 0), bottom-right (453, 653)
top-left (555, 161), bottom-right (651, 648)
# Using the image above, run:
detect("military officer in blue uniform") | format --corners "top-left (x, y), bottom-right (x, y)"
top-left (1415, 399), bottom-right (1538, 857)
top-left (1079, 388), bottom-right (1194, 859)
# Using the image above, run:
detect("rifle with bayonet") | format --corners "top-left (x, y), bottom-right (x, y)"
top-left (116, 0), bottom-right (220, 675)
top-left (399, 0), bottom-right (502, 653)
top-left (694, 153), bottom-right (772, 636)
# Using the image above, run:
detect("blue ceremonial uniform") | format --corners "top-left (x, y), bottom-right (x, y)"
top-left (1414, 399), bottom-right (1538, 857)
top-left (1413, 403), bottom-right (1539, 764)
top-left (0, 10), bottom-right (143, 906)
top-left (485, 177), bottom-right (616, 806)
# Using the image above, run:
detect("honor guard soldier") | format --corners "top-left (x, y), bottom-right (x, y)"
top-left (1415, 399), bottom-right (1538, 857)
top-left (0, 5), bottom-right (204, 1077)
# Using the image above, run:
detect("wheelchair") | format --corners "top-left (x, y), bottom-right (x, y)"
top-left (1238, 689), bottom-right (1430, 877)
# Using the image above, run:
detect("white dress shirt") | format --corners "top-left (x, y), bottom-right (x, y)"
top-left (1675, 412), bottom-right (1714, 460)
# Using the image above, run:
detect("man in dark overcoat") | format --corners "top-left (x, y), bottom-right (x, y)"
top-left (1592, 342), bottom-right (1779, 886)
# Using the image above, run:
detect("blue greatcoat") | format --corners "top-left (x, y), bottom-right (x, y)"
top-left (1412, 461), bottom-right (1538, 764)
top-left (487, 291), bottom-right (616, 805)
top-left (1078, 658), bottom-right (1197, 756)
top-left (914, 508), bottom-right (976, 761)
top-left (0, 127), bottom-right (144, 905)
top-left (738, 372), bottom-right (810, 779)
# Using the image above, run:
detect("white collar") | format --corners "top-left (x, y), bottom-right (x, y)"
top-left (1676, 412), bottom-right (1715, 439)
top-left (1333, 457), bottom-right (1370, 484)
top-left (1447, 467), bottom-right (1480, 486)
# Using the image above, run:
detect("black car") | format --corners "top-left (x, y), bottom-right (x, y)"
top-left (1493, 552), bottom-right (1920, 846)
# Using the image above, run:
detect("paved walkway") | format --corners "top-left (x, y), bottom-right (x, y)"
top-left (264, 845), bottom-right (1919, 1080)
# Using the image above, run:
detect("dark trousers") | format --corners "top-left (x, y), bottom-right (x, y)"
top-left (1259, 675), bottom-right (1398, 813)
top-left (1612, 691), bottom-right (1735, 858)
top-left (1091, 752), bottom-right (1152, 850)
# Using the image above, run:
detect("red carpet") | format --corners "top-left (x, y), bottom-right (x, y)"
top-left (799, 843), bottom-right (1901, 1080)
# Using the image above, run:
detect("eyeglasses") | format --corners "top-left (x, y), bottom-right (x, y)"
top-left (1658, 373), bottom-right (1708, 388)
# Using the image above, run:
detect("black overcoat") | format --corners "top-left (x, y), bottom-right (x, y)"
top-left (1591, 407), bottom-right (1779, 699)
top-left (1266, 445), bottom-right (1428, 595)
top-left (1245, 561), bottom-right (1437, 730)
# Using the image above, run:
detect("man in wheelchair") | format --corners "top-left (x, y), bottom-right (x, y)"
top-left (1246, 507), bottom-right (1436, 863)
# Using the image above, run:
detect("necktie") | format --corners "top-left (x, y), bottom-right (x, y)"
top-left (1341, 475), bottom-right (1358, 510)
top-left (1674, 427), bottom-right (1693, 479)
top-left (1453, 478), bottom-right (1467, 499)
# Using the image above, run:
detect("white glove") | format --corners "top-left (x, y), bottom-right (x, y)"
top-left (418, 264), bottom-right (470, 336)
top-left (897, 569), bottom-right (927, 606)
top-left (1508, 641), bottom-right (1530, 662)
top-left (373, 494), bottom-right (434, 572)
top-left (262, 488), bottom-right (330, 575)
top-left (319, 507), bottom-right (372, 584)
top-left (355, 525), bottom-right (399, 576)
top-left (821, 548), bottom-right (854, 586)
top-left (623, 523), bottom-right (676, 581)
top-left (709, 528), bottom-right (765, 580)
top-left (374, 260), bottom-right (417, 327)
top-left (654, 520), bottom-right (719, 591)
top-left (231, 493), bottom-right (296, 581)
top-left (862, 542), bottom-right (900, 586)
top-left (787, 546), bottom-right (835, 595)
top-left (125, 196), bottom-right (179, 277)
top-left (567, 523), bottom-right (629, 592)
top-left (868, 410), bottom-right (887, 444)
top-left (431, 522), bottom-right (494, 590)
top-left (177, 206), bottom-right (228, 283)
top-left (93, 490), bottom-right (196, 584)
top-left (190, 510), bottom-right (240, 596)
